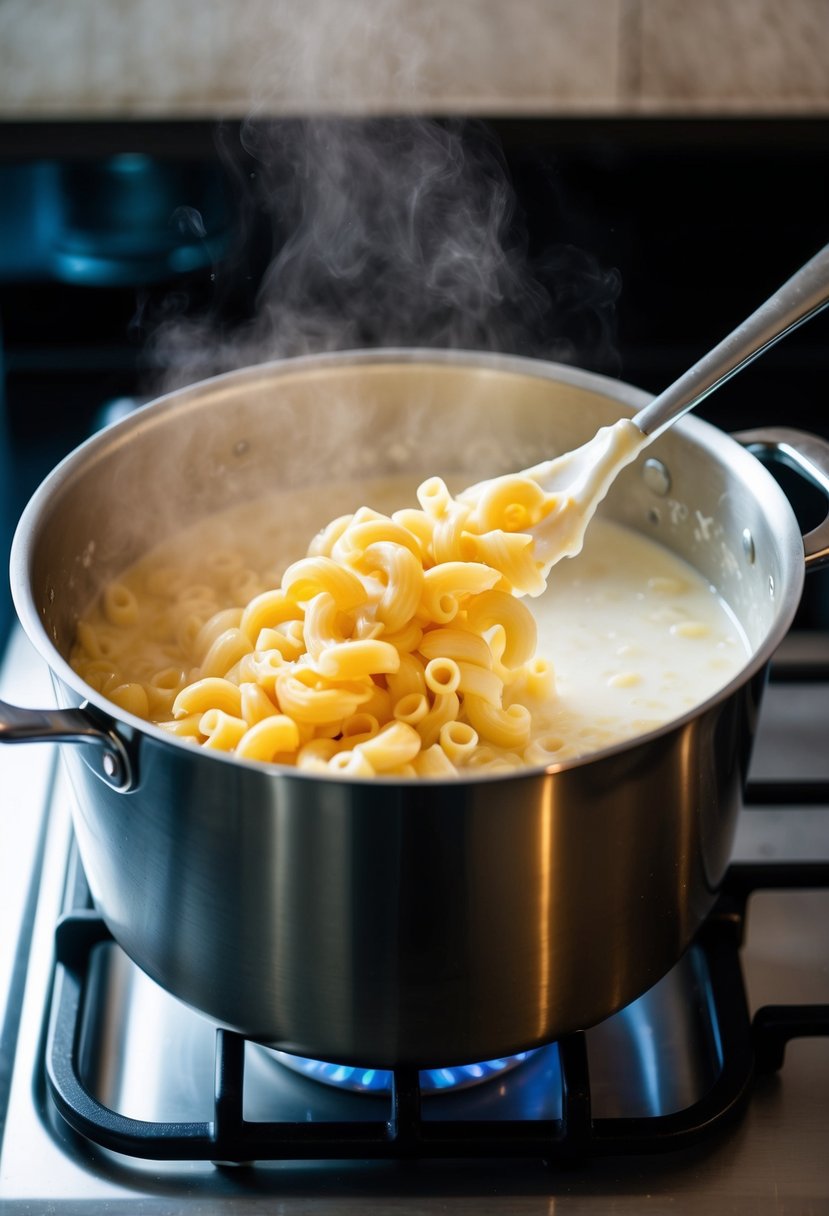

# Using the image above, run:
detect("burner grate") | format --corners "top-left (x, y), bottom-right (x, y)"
top-left (44, 860), bottom-right (829, 1167)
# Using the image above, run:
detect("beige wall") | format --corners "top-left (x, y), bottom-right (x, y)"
top-left (0, 0), bottom-right (827, 117)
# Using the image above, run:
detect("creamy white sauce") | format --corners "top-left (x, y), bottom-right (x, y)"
top-left (462, 417), bottom-right (650, 580)
top-left (528, 514), bottom-right (749, 759)
top-left (73, 474), bottom-right (751, 766)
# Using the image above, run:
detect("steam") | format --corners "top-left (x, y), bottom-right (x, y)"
top-left (147, 116), bottom-right (621, 391)
top-left (250, 119), bottom-right (541, 347)
top-left (83, 89), bottom-right (626, 612)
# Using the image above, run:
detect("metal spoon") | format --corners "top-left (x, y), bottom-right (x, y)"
top-left (465, 242), bottom-right (829, 585)
top-left (634, 240), bottom-right (829, 440)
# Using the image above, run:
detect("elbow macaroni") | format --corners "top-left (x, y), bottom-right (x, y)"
top-left (70, 469), bottom-right (566, 778)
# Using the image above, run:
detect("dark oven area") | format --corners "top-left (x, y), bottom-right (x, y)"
top-left (1, 116), bottom-right (829, 644)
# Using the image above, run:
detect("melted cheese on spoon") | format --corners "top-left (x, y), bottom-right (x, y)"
top-left (458, 418), bottom-right (650, 594)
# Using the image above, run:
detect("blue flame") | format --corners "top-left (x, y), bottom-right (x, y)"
top-left (275, 1050), bottom-right (536, 1093)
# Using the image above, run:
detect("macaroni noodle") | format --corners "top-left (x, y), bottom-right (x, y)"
top-left (69, 468), bottom-right (750, 779)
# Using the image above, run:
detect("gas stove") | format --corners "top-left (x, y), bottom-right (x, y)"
top-left (1, 624), bottom-right (828, 1211)
top-left (1, 115), bottom-right (829, 1212)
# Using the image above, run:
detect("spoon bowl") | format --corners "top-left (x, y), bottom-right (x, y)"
top-left (461, 242), bottom-right (829, 586)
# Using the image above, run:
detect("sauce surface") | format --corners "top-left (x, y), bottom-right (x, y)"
top-left (529, 514), bottom-right (748, 759)
top-left (69, 477), bottom-right (750, 771)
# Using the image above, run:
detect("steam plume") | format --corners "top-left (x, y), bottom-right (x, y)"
top-left (147, 116), bottom-right (620, 390)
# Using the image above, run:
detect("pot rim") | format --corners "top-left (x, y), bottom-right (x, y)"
top-left (10, 346), bottom-right (806, 786)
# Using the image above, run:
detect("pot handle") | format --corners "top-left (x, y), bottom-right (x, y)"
top-left (0, 699), bottom-right (134, 792)
top-left (735, 427), bottom-right (829, 571)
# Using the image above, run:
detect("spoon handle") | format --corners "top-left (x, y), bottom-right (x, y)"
top-left (633, 242), bottom-right (829, 440)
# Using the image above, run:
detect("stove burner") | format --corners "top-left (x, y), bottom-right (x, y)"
top-left (271, 1049), bottom-right (535, 1093)
top-left (42, 859), bottom-right (829, 1165)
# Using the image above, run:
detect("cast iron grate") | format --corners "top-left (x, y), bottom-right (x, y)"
top-left (44, 853), bottom-right (829, 1167)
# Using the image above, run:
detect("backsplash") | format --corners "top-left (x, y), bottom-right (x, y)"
top-left (0, 0), bottom-right (827, 117)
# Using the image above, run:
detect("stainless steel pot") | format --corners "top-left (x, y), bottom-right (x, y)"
top-left (3, 350), bottom-right (829, 1068)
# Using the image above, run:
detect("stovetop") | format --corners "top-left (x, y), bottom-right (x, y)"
top-left (1, 113), bottom-right (828, 1213)
top-left (1, 625), bottom-right (828, 1213)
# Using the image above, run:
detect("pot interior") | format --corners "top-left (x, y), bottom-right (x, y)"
top-left (14, 352), bottom-right (803, 677)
